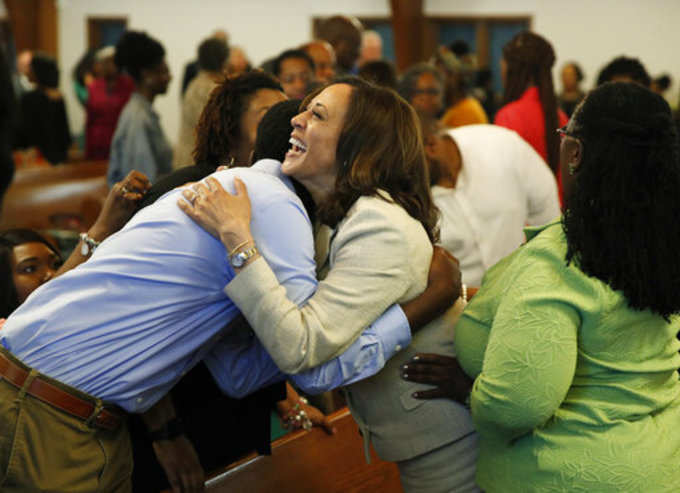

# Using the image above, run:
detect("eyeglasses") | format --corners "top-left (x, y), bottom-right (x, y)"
top-left (556, 125), bottom-right (577, 140)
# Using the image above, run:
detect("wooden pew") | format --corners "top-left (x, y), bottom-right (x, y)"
top-left (0, 161), bottom-right (109, 231)
top-left (202, 407), bottom-right (404, 493)
top-left (10, 161), bottom-right (108, 187)
top-left (0, 176), bottom-right (108, 231)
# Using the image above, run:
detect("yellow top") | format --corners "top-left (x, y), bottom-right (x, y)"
top-left (440, 97), bottom-right (488, 128)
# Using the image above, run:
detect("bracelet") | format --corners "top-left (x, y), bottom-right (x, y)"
top-left (79, 232), bottom-right (101, 257)
top-left (147, 417), bottom-right (185, 441)
top-left (282, 397), bottom-right (312, 431)
top-left (228, 239), bottom-right (252, 257)
top-left (461, 283), bottom-right (468, 303)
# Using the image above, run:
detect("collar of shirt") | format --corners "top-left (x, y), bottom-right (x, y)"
top-left (130, 91), bottom-right (158, 120)
top-left (250, 159), bottom-right (295, 195)
top-left (524, 217), bottom-right (562, 241)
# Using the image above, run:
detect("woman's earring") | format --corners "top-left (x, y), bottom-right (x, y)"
top-left (568, 163), bottom-right (577, 175)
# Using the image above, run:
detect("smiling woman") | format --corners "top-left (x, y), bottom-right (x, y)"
top-left (179, 78), bottom-right (479, 492)
top-left (0, 229), bottom-right (63, 318)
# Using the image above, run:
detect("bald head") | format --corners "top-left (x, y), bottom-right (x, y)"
top-left (317, 15), bottom-right (363, 72)
top-left (301, 40), bottom-right (336, 84)
top-left (211, 29), bottom-right (228, 42)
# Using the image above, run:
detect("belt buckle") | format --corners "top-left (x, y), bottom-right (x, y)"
top-left (93, 408), bottom-right (120, 431)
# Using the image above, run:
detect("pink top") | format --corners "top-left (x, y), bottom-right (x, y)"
top-left (85, 74), bottom-right (135, 160)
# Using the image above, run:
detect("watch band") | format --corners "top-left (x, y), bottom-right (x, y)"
top-left (79, 232), bottom-right (101, 256)
top-left (230, 245), bottom-right (258, 268)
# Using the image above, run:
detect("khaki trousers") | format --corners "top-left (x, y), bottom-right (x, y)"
top-left (0, 351), bottom-right (132, 492)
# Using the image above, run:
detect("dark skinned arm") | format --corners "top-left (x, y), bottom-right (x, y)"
top-left (400, 246), bottom-right (462, 332)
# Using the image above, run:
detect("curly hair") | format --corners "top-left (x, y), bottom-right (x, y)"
top-left (192, 70), bottom-right (282, 166)
top-left (308, 77), bottom-right (439, 243)
top-left (596, 56), bottom-right (650, 88)
top-left (0, 229), bottom-right (61, 318)
top-left (562, 82), bottom-right (680, 319)
top-left (114, 30), bottom-right (165, 82)
top-left (502, 31), bottom-right (561, 175)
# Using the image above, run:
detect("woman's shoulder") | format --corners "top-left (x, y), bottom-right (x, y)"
top-left (335, 192), bottom-right (431, 262)
top-left (346, 192), bottom-right (420, 229)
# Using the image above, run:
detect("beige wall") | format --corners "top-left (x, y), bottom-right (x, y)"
top-left (58, 0), bottom-right (680, 150)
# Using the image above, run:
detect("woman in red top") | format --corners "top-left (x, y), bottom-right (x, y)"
top-left (494, 32), bottom-right (567, 205)
top-left (85, 47), bottom-right (135, 160)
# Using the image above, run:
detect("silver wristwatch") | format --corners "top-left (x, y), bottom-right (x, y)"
top-left (79, 232), bottom-right (101, 256)
top-left (230, 246), bottom-right (258, 268)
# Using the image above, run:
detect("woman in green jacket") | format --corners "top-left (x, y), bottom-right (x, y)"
top-left (403, 81), bottom-right (680, 492)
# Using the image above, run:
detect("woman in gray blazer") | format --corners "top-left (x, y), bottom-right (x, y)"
top-left (181, 77), bottom-right (479, 492)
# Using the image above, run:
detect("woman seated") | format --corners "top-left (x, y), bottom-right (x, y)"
top-left (180, 77), bottom-right (476, 492)
top-left (0, 228), bottom-right (63, 319)
top-left (1, 170), bottom-right (150, 321)
top-left (403, 82), bottom-right (680, 491)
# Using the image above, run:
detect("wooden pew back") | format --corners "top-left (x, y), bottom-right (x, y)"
top-left (204, 407), bottom-right (404, 493)
top-left (1, 161), bottom-right (108, 231)
top-left (10, 161), bottom-right (108, 187)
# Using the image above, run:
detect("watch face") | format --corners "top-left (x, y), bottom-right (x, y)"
top-left (80, 242), bottom-right (90, 256)
top-left (231, 252), bottom-right (245, 268)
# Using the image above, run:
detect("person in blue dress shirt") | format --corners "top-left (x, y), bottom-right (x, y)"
top-left (0, 107), bottom-right (456, 493)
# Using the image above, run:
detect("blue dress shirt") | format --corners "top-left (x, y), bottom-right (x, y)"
top-left (1, 160), bottom-right (410, 412)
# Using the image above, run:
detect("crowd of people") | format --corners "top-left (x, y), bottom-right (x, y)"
top-left (0, 12), bottom-right (679, 493)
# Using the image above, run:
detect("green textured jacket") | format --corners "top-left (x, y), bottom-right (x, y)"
top-left (455, 219), bottom-right (680, 492)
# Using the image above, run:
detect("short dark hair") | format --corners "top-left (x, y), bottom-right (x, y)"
top-left (114, 30), bottom-right (165, 82)
top-left (272, 49), bottom-right (315, 77)
top-left (358, 60), bottom-right (397, 89)
top-left (193, 71), bottom-right (282, 166)
top-left (251, 99), bottom-right (316, 222)
top-left (563, 82), bottom-right (680, 319)
top-left (31, 53), bottom-right (59, 89)
top-left (0, 229), bottom-right (61, 318)
top-left (252, 99), bottom-right (300, 163)
top-left (596, 56), bottom-right (651, 88)
top-left (198, 38), bottom-right (229, 72)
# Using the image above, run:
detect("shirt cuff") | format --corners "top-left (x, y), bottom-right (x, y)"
top-left (371, 304), bottom-right (411, 356)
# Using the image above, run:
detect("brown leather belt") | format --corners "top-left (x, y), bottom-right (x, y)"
top-left (0, 351), bottom-right (124, 430)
